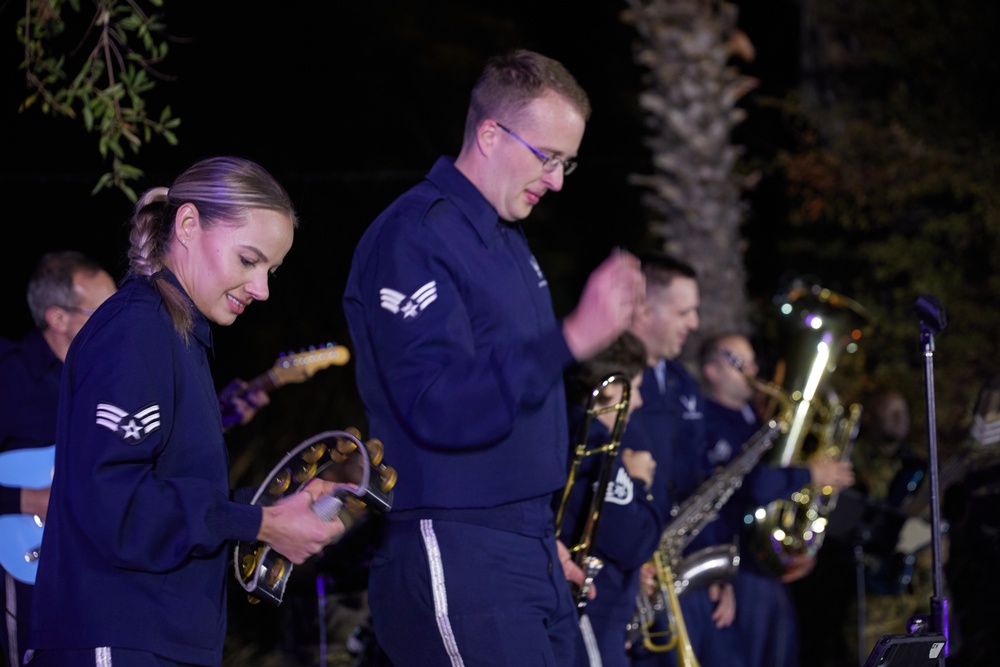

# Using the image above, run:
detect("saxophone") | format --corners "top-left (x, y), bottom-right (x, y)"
top-left (632, 419), bottom-right (784, 654)
top-left (657, 419), bottom-right (784, 572)
top-left (744, 280), bottom-right (869, 577)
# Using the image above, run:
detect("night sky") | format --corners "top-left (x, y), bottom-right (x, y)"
top-left (1, 1), bottom-right (792, 448)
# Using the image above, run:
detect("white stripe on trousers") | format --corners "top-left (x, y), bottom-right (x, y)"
top-left (420, 519), bottom-right (466, 667)
top-left (579, 613), bottom-right (604, 667)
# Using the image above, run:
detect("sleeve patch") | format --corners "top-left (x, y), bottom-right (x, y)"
top-left (379, 281), bottom-right (438, 319)
top-left (96, 402), bottom-right (161, 444)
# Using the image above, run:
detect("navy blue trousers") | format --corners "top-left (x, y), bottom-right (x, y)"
top-left (369, 518), bottom-right (581, 666)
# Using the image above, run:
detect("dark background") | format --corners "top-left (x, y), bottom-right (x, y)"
top-left (4, 4), bottom-right (989, 664)
top-left (0, 2), bottom-right (681, 431)
top-left (1, 2), bottom-right (802, 421)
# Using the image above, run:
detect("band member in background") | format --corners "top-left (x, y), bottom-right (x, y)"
top-left (622, 253), bottom-right (745, 667)
top-left (794, 387), bottom-right (927, 667)
top-left (0, 251), bottom-right (116, 667)
top-left (698, 332), bottom-right (853, 667)
top-left (560, 332), bottom-right (660, 667)
top-left (844, 388), bottom-right (929, 660)
top-left (28, 157), bottom-right (347, 667)
top-left (343, 49), bottom-right (644, 665)
top-left (218, 376), bottom-right (271, 431)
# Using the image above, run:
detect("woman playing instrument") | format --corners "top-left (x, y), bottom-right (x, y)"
top-left (27, 157), bottom-right (347, 667)
top-left (559, 332), bottom-right (661, 667)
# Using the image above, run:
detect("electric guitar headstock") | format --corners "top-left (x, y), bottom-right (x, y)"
top-left (250, 343), bottom-right (351, 394)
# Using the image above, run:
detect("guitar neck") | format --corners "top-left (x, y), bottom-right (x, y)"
top-left (245, 370), bottom-right (279, 395)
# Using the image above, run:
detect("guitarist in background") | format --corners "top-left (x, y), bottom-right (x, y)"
top-left (0, 251), bottom-right (272, 667)
top-left (218, 377), bottom-right (271, 431)
top-left (0, 251), bottom-right (116, 667)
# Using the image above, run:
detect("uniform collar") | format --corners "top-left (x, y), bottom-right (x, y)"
top-left (426, 156), bottom-right (506, 247)
top-left (144, 268), bottom-right (214, 352)
top-left (654, 358), bottom-right (667, 395)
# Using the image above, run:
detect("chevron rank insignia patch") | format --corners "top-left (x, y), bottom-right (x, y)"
top-left (96, 402), bottom-right (162, 444)
top-left (380, 281), bottom-right (438, 319)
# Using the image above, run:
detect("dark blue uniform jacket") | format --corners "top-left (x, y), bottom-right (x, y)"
top-left (343, 157), bottom-right (576, 526)
top-left (29, 272), bottom-right (261, 666)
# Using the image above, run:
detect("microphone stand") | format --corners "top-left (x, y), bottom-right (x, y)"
top-left (914, 294), bottom-right (949, 664)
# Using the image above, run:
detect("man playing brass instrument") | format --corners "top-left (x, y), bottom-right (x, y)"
top-left (622, 253), bottom-right (744, 667)
top-left (699, 333), bottom-right (854, 667)
top-left (623, 254), bottom-right (853, 667)
top-left (559, 332), bottom-right (661, 667)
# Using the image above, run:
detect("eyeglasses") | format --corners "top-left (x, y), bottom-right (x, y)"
top-left (495, 122), bottom-right (578, 175)
top-left (58, 305), bottom-right (97, 316)
top-left (721, 349), bottom-right (746, 372)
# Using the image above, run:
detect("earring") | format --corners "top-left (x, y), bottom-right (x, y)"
top-left (181, 238), bottom-right (187, 246)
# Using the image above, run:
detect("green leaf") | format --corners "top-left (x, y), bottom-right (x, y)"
top-left (20, 0), bottom-right (182, 201)
top-left (91, 172), bottom-right (112, 195)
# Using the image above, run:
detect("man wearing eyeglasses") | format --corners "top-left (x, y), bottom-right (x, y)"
top-left (697, 332), bottom-right (853, 667)
top-left (344, 49), bottom-right (645, 666)
top-left (0, 250), bottom-right (116, 667)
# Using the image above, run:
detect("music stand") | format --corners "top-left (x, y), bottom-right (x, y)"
top-left (864, 295), bottom-right (949, 666)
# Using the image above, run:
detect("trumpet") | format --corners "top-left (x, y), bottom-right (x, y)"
top-left (555, 372), bottom-right (631, 609)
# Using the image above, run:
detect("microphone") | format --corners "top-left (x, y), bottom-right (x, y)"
top-left (915, 295), bottom-right (946, 336)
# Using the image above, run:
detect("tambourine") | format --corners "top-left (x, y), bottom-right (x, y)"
top-left (233, 428), bottom-right (396, 605)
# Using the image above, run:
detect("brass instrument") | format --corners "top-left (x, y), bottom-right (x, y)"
top-left (555, 373), bottom-right (632, 609)
top-left (745, 280), bottom-right (869, 577)
top-left (632, 420), bottom-right (783, 656)
top-left (658, 420), bottom-right (784, 568)
top-left (647, 551), bottom-right (702, 665)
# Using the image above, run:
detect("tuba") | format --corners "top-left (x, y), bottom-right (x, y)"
top-left (745, 280), bottom-right (869, 577)
top-left (555, 373), bottom-right (631, 609)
